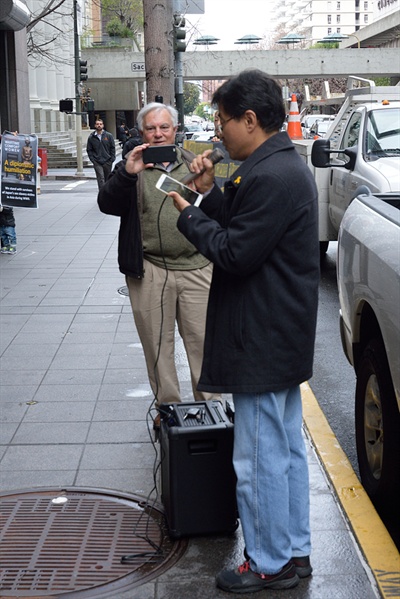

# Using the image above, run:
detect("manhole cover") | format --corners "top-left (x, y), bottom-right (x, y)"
top-left (117, 286), bottom-right (129, 296)
top-left (0, 487), bottom-right (188, 598)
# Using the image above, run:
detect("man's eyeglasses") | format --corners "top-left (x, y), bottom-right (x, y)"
top-left (219, 115), bottom-right (235, 131)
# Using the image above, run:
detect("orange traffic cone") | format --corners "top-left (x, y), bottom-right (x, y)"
top-left (286, 94), bottom-right (303, 140)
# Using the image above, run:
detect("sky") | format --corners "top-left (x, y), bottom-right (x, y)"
top-left (183, 0), bottom-right (275, 51)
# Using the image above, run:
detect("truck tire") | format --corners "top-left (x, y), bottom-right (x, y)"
top-left (355, 338), bottom-right (400, 514)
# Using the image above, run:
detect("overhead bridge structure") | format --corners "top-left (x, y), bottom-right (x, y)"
top-left (82, 47), bottom-right (400, 112)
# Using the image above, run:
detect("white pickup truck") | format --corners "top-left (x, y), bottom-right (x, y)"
top-left (293, 77), bottom-right (400, 255)
top-left (337, 187), bottom-right (400, 522)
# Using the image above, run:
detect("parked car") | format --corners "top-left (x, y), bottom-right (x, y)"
top-left (337, 187), bottom-right (400, 529)
top-left (301, 114), bottom-right (335, 139)
top-left (293, 78), bottom-right (400, 255)
top-left (311, 119), bottom-right (332, 138)
top-left (191, 130), bottom-right (216, 142)
top-left (184, 123), bottom-right (203, 139)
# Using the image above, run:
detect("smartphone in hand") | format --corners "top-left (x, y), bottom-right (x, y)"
top-left (142, 145), bottom-right (177, 164)
top-left (156, 174), bottom-right (203, 206)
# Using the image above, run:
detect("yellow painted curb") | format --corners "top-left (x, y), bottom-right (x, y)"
top-left (301, 382), bottom-right (400, 599)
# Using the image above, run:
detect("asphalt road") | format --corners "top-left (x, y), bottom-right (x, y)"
top-left (309, 242), bottom-right (359, 476)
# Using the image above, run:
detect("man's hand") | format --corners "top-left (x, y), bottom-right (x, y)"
top-left (168, 191), bottom-right (191, 213)
top-left (124, 143), bottom-right (152, 175)
top-left (186, 149), bottom-right (216, 193)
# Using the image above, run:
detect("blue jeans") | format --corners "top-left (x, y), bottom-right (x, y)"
top-left (233, 386), bottom-right (311, 575)
top-left (0, 225), bottom-right (17, 247)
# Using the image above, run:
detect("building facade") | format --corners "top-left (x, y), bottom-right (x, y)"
top-left (273, 0), bottom-right (375, 43)
top-left (2, 1), bottom-right (398, 141)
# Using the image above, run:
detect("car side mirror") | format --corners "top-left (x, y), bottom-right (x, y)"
top-left (343, 146), bottom-right (357, 171)
top-left (311, 138), bottom-right (332, 167)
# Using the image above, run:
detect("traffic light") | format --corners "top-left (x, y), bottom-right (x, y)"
top-left (59, 99), bottom-right (73, 113)
top-left (79, 59), bottom-right (88, 82)
top-left (173, 15), bottom-right (186, 52)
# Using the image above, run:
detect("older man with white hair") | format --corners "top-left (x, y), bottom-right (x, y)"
top-left (98, 102), bottom-right (219, 428)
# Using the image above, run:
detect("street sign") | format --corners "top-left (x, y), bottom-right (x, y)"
top-left (131, 62), bottom-right (145, 72)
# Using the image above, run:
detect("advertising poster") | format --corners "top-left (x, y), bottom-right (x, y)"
top-left (0, 132), bottom-right (38, 209)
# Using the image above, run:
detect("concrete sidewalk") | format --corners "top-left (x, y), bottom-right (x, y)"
top-left (0, 177), bottom-right (381, 599)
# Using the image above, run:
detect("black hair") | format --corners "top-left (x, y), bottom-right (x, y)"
top-left (212, 70), bottom-right (285, 133)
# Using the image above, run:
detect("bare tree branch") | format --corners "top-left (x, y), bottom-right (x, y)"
top-left (27, 0), bottom-right (71, 32)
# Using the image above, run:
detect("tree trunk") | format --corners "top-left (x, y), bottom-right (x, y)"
top-left (142, 0), bottom-right (174, 105)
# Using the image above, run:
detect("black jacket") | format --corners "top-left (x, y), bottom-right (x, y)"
top-left (87, 130), bottom-right (116, 165)
top-left (177, 132), bottom-right (320, 393)
top-left (0, 207), bottom-right (15, 227)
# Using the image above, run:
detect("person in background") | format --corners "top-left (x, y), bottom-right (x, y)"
top-left (0, 133), bottom-right (17, 254)
top-left (117, 122), bottom-right (129, 147)
top-left (97, 102), bottom-right (220, 429)
top-left (86, 119), bottom-right (115, 189)
top-left (0, 206), bottom-right (17, 254)
top-left (122, 127), bottom-right (143, 158)
top-left (210, 110), bottom-right (222, 141)
top-left (169, 69), bottom-right (320, 594)
top-left (21, 137), bottom-right (33, 180)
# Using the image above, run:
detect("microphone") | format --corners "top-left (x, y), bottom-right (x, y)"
top-left (181, 147), bottom-right (225, 185)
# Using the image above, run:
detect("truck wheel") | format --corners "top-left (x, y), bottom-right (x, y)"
top-left (355, 338), bottom-right (400, 514)
top-left (319, 241), bottom-right (329, 256)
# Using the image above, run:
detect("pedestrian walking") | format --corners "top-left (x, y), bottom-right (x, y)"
top-left (86, 119), bottom-right (115, 189)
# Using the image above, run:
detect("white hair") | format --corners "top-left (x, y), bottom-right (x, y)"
top-left (137, 102), bottom-right (178, 131)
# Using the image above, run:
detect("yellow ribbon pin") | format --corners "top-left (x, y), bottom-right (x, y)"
top-left (234, 176), bottom-right (241, 185)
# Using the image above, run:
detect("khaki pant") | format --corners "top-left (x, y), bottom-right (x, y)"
top-left (127, 260), bottom-right (218, 405)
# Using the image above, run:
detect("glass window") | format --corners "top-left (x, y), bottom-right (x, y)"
top-left (364, 14), bottom-right (368, 23)
top-left (337, 1), bottom-right (341, 9)
top-left (364, 1), bottom-right (368, 9)
top-left (366, 108), bottom-right (400, 155)
top-left (341, 112), bottom-right (362, 154)
top-left (337, 14), bottom-right (340, 23)
top-left (327, 14), bottom-right (332, 23)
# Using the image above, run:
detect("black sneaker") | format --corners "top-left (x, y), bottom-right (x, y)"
top-left (291, 555), bottom-right (313, 578)
top-left (216, 560), bottom-right (299, 594)
top-left (244, 548), bottom-right (312, 579)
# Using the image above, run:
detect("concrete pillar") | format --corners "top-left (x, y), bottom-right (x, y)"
top-left (104, 111), bottom-right (116, 137)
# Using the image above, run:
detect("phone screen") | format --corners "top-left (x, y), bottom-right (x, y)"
top-left (156, 174), bottom-right (203, 206)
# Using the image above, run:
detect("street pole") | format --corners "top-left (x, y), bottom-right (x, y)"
top-left (175, 51), bottom-right (184, 131)
top-left (172, 1), bottom-right (184, 131)
top-left (73, 0), bottom-right (84, 176)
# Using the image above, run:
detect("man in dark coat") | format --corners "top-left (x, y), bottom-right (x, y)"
top-left (86, 119), bottom-right (115, 189)
top-left (169, 70), bottom-right (320, 593)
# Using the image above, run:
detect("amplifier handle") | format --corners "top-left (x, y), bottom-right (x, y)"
top-left (188, 440), bottom-right (217, 455)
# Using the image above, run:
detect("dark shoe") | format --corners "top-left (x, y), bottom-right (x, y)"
top-left (291, 555), bottom-right (312, 578)
top-left (216, 560), bottom-right (299, 594)
top-left (244, 547), bottom-right (312, 579)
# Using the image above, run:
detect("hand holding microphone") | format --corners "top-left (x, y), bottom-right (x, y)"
top-left (181, 147), bottom-right (225, 185)
top-left (171, 148), bottom-right (225, 213)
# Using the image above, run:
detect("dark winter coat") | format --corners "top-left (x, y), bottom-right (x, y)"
top-left (0, 207), bottom-right (15, 228)
top-left (177, 132), bottom-right (320, 393)
top-left (86, 130), bottom-right (116, 165)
